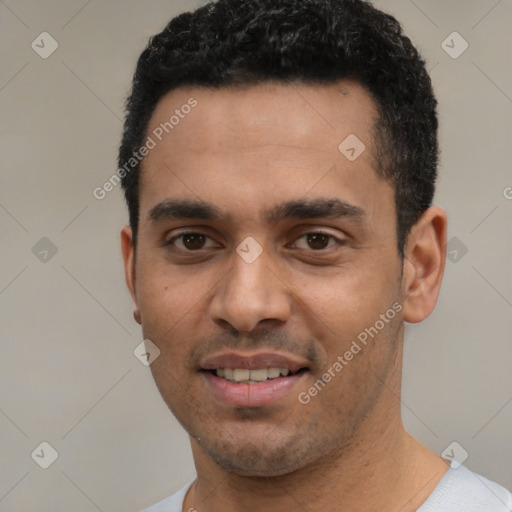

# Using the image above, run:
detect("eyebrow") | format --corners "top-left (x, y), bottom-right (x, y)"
top-left (147, 198), bottom-right (366, 225)
top-left (264, 198), bottom-right (365, 224)
top-left (148, 199), bottom-right (225, 223)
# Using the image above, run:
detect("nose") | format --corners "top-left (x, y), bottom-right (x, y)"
top-left (209, 251), bottom-right (292, 333)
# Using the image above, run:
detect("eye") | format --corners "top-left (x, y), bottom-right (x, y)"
top-left (167, 232), bottom-right (218, 251)
top-left (293, 232), bottom-right (339, 251)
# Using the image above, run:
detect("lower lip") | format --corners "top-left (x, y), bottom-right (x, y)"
top-left (202, 371), bottom-right (308, 407)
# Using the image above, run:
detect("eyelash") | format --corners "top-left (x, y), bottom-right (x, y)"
top-left (166, 232), bottom-right (219, 251)
top-left (166, 231), bottom-right (344, 252)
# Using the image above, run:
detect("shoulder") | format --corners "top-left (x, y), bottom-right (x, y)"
top-left (141, 480), bottom-right (195, 512)
top-left (419, 464), bottom-right (512, 512)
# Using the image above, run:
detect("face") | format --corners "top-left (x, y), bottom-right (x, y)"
top-left (123, 81), bottom-right (407, 476)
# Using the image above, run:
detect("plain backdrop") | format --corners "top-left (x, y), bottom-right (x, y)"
top-left (1, 1), bottom-right (511, 510)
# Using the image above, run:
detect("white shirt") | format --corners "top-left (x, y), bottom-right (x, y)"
top-left (142, 463), bottom-right (512, 512)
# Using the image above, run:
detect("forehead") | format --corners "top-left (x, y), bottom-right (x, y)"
top-left (138, 80), bottom-right (392, 227)
top-left (146, 80), bottom-right (377, 155)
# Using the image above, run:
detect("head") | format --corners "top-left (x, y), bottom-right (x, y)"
top-left (120, 0), bottom-right (447, 476)
top-left (119, 0), bottom-right (439, 254)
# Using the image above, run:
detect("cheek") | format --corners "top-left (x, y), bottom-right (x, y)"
top-left (136, 261), bottom-right (218, 372)
top-left (293, 267), bottom-right (395, 333)
top-left (137, 259), bottom-right (200, 326)
top-left (290, 263), bottom-right (403, 379)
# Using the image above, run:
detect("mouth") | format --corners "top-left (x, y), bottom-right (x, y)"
top-left (199, 352), bottom-right (311, 407)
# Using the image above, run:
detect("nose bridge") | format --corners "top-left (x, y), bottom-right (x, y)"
top-left (210, 248), bottom-right (291, 332)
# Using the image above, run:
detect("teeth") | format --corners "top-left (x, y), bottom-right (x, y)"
top-left (267, 367), bottom-right (281, 378)
top-left (233, 369), bottom-right (250, 381)
top-left (249, 369), bottom-right (268, 381)
top-left (214, 367), bottom-right (294, 382)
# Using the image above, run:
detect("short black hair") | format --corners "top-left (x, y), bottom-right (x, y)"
top-left (119, 0), bottom-right (438, 255)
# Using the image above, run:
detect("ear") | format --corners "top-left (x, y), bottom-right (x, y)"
top-left (121, 225), bottom-right (141, 324)
top-left (402, 206), bottom-right (447, 323)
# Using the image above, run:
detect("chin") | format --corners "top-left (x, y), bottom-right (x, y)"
top-left (198, 433), bottom-right (314, 477)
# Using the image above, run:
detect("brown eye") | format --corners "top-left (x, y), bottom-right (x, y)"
top-left (306, 233), bottom-right (331, 250)
top-left (168, 232), bottom-right (216, 251)
top-left (181, 233), bottom-right (206, 250)
top-left (291, 232), bottom-right (339, 251)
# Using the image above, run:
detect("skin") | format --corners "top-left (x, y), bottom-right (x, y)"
top-left (121, 81), bottom-right (449, 511)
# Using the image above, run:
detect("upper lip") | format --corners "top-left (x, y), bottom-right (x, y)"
top-left (200, 352), bottom-right (310, 373)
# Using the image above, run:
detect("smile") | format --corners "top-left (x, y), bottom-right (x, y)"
top-left (200, 352), bottom-right (311, 407)
top-left (213, 367), bottom-right (304, 384)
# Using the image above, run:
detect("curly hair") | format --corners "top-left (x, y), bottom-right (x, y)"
top-left (119, 0), bottom-right (438, 256)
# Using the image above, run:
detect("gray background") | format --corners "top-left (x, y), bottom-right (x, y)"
top-left (0, 0), bottom-right (511, 510)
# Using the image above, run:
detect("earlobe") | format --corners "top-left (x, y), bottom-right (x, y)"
top-left (402, 206), bottom-right (447, 324)
top-left (120, 225), bottom-right (141, 324)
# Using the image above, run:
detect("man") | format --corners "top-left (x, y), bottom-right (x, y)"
top-left (119, 0), bottom-right (512, 510)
